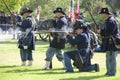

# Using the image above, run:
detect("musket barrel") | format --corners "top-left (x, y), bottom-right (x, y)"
top-left (35, 30), bottom-right (74, 34)
top-left (19, 30), bottom-right (74, 34)
top-left (86, 2), bottom-right (100, 29)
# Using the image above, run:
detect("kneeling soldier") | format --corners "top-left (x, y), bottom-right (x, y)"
top-left (63, 21), bottom-right (99, 72)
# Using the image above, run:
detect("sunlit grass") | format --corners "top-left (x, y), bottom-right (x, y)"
top-left (0, 40), bottom-right (120, 80)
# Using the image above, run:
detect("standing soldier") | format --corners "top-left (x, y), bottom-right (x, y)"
top-left (18, 8), bottom-right (36, 66)
top-left (43, 7), bottom-right (67, 70)
top-left (97, 8), bottom-right (119, 76)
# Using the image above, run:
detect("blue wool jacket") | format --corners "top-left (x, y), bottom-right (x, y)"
top-left (66, 32), bottom-right (90, 56)
top-left (66, 32), bottom-right (89, 50)
top-left (18, 16), bottom-right (36, 50)
top-left (50, 16), bottom-right (67, 49)
top-left (100, 16), bottom-right (119, 51)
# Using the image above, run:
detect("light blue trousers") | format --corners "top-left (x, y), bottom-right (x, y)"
top-left (45, 47), bottom-right (63, 61)
top-left (20, 49), bottom-right (33, 61)
top-left (106, 51), bottom-right (118, 75)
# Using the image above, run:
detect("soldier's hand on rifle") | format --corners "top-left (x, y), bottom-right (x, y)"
top-left (64, 32), bottom-right (69, 36)
top-left (97, 29), bottom-right (101, 34)
top-left (16, 22), bottom-right (22, 26)
top-left (54, 15), bottom-right (58, 20)
top-left (47, 32), bottom-right (51, 36)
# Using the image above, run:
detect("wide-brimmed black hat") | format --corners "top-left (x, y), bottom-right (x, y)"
top-left (21, 8), bottom-right (33, 15)
top-left (53, 7), bottom-right (65, 14)
top-left (99, 8), bottom-right (112, 15)
top-left (73, 21), bottom-right (88, 32)
top-left (74, 26), bottom-right (82, 31)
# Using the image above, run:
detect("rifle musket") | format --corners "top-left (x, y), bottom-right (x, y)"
top-left (86, 2), bottom-right (100, 30)
top-left (35, 30), bottom-right (74, 34)
top-left (19, 30), bottom-right (75, 34)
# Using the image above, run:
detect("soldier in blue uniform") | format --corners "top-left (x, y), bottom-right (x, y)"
top-left (18, 8), bottom-right (36, 66)
top-left (43, 7), bottom-right (67, 70)
top-left (63, 21), bottom-right (99, 72)
top-left (97, 8), bottom-right (119, 76)
top-left (0, 11), bottom-right (7, 33)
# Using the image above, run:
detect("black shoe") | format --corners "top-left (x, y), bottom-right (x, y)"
top-left (104, 73), bottom-right (116, 76)
top-left (104, 73), bottom-right (109, 76)
top-left (104, 73), bottom-right (108, 76)
top-left (95, 64), bottom-right (100, 72)
top-left (109, 74), bottom-right (116, 76)
top-left (104, 74), bottom-right (116, 77)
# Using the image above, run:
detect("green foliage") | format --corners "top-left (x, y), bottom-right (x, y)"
top-left (0, 0), bottom-right (30, 12)
top-left (84, 14), bottom-right (103, 22)
top-left (0, 0), bottom-right (120, 23)
top-left (81, 0), bottom-right (108, 15)
top-left (27, 0), bottom-right (70, 18)
top-left (105, 0), bottom-right (120, 11)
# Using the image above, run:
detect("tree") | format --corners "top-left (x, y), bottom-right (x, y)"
top-left (26, 0), bottom-right (70, 18)
top-left (0, 0), bottom-right (30, 13)
top-left (105, 0), bottom-right (120, 11)
top-left (81, 0), bottom-right (107, 15)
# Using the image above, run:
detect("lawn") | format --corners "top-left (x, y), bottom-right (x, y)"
top-left (0, 40), bottom-right (120, 80)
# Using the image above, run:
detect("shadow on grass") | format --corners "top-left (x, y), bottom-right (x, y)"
top-left (0, 41), bottom-right (17, 44)
top-left (0, 40), bottom-right (48, 45)
top-left (3, 68), bottom-right (41, 73)
top-left (59, 75), bottom-right (105, 80)
top-left (0, 65), bottom-right (18, 68)
top-left (2, 67), bottom-right (107, 80)
top-left (3, 68), bottom-right (65, 74)
top-left (35, 68), bottom-right (66, 74)
top-left (29, 71), bottom-right (66, 75)
top-left (28, 69), bottom-right (100, 75)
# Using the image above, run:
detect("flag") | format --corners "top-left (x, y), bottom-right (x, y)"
top-left (68, 0), bottom-right (75, 23)
top-left (35, 3), bottom-right (40, 21)
top-left (75, 0), bottom-right (80, 19)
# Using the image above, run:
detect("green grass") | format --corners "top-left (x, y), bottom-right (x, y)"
top-left (0, 40), bottom-right (120, 80)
